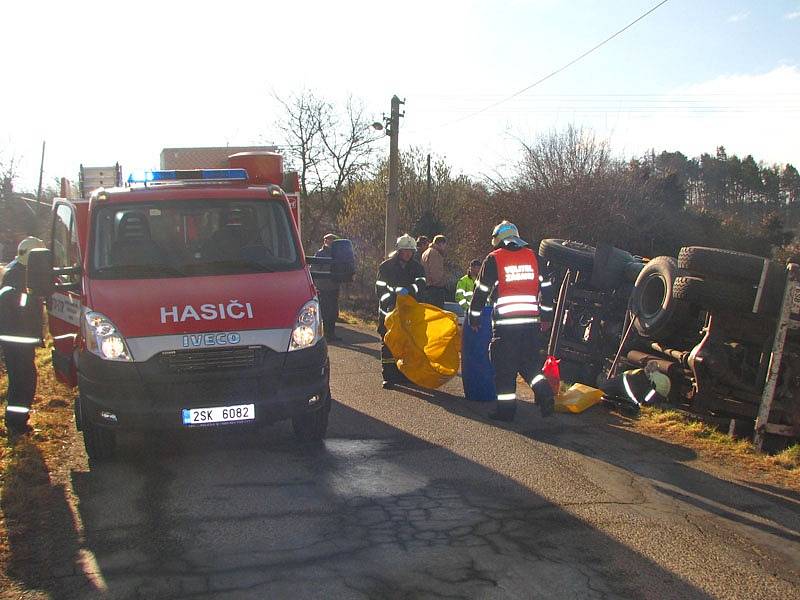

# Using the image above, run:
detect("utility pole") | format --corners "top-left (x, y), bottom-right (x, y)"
top-left (426, 153), bottom-right (432, 206)
top-left (384, 95), bottom-right (404, 257)
top-left (36, 141), bottom-right (46, 202)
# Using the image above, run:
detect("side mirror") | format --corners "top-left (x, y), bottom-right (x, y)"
top-left (26, 248), bottom-right (55, 297)
top-left (330, 239), bottom-right (356, 283)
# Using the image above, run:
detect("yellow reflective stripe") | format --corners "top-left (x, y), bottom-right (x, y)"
top-left (496, 303), bottom-right (539, 315)
top-left (494, 317), bottom-right (539, 325)
top-left (497, 393), bottom-right (516, 401)
top-left (623, 374), bottom-right (640, 405)
top-left (496, 295), bottom-right (537, 305)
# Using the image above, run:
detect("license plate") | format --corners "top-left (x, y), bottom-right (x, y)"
top-left (182, 404), bottom-right (255, 426)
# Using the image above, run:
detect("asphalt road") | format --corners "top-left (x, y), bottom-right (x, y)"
top-left (4, 323), bottom-right (800, 599)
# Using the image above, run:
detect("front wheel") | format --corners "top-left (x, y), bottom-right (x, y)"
top-left (292, 393), bottom-right (331, 442)
top-left (78, 396), bottom-right (116, 461)
top-left (83, 419), bottom-right (116, 461)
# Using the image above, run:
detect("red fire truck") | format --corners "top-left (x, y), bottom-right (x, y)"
top-left (27, 154), bottom-right (353, 460)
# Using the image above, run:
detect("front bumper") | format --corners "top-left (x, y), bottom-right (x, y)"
top-left (76, 341), bottom-right (330, 430)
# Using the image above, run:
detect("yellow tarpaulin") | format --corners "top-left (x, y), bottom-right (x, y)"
top-left (384, 295), bottom-right (462, 389)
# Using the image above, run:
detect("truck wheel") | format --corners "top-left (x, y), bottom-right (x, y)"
top-left (82, 419), bottom-right (116, 461)
top-left (629, 257), bottom-right (689, 339)
top-left (292, 392), bottom-right (331, 442)
top-left (678, 246), bottom-right (771, 281)
top-left (539, 239), bottom-right (595, 271)
top-left (673, 276), bottom-right (756, 313)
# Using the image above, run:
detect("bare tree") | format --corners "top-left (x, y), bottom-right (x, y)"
top-left (273, 91), bottom-right (380, 247)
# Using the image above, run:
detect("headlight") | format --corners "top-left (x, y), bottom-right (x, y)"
top-left (290, 300), bottom-right (322, 351)
top-left (82, 311), bottom-right (132, 361)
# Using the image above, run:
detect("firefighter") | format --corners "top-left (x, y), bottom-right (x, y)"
top-left (468, 222), bottom-right (554, 421)
top-left (1, 237), bottom-right (45, 435)
top-left (601, 361), bottom-right (671, 412)
top-left (375, 234), bottom-right (427, 388)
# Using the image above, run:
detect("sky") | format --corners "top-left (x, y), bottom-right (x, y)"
top-left (1, 0), bottom-right (799, 192)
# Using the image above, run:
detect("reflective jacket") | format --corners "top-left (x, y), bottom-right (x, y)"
top-left (468, 242), bottom-right (542, 327)
top-left (375, 254), bottom-right (427, 317)
top-left (0, 286), bottom-right (42, 343)
top-left (454, 274), bottom-right (476, 310)
top-left (603, 369), bottom-right (662, 406)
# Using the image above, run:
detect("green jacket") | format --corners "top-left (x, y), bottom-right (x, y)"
top-left (455, 274), bottom-right (476, 310)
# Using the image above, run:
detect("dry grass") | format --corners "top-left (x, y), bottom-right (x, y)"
top-left (635, 407), bottom-right (800, 491)
top-left (1, 345), bottom-right (79, 594)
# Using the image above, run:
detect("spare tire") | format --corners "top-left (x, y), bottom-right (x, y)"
top-left (678, 246), bottom-right (787, 315)
top-left (539, 239), bottom-right (595, 270)
top-left (629, 257), bottom-right (688, 338)
top-left (678, 246), bottom-right (772, 282)
top-left (673, 276), bottom-right (756, 313)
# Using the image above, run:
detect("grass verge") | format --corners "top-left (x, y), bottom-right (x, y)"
top-left (634, 406), bottom-right (800, 490)
top-left (1, 345), bottom-right (79, 594)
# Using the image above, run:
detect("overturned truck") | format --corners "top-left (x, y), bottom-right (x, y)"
top-left (541, 239), bottom-right (800, 448)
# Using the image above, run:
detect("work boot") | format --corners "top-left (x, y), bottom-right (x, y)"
top-left (4, 415), bottom-right (31, 436)
top-left (382, 380), bottom-right (394, 390)
top-left (539, 396), bottom-right (555, 418)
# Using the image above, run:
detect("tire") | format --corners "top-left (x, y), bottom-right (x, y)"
top-left (678, 246), bottom-right (770, 281)
top-left (629, 257), bottom-right (689, 338)
top-left (77, 396), bottom-right (116, 461)
top-left (673, 276), bottom-right (756, 313)
top-left (292, 392), bottom-right (331, 442)
top-left (539, 239), bottom-right (595, 271)
top-left (678, 247), bottom-right (786, 315)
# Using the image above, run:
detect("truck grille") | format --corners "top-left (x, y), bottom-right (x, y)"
top-left (159, 346), bottom-right (261, 373)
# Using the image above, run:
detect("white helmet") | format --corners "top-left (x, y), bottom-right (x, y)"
top-left (396, 233), bottom-right (417, 251)
top-left (491, 221), bottom-right (525, 247)
top-left (17, 236), bottom-right (45, 266)
top-left (649, 372), bottom-right (671, 398)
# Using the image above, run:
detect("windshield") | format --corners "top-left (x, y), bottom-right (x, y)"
top-left (90, 199), bottom-right (300, 279)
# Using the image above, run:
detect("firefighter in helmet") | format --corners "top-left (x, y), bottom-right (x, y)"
top-left (601, 361), bottom-right (671, 413)
top-left (375, 234), bottom-right (427, 388)
top-left (468, 222), bottom-right (554, 421)
top-left (1, 237), bottom-right (45, 435)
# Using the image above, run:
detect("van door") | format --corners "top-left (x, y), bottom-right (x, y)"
top-left (48, 201), bottom-right (82, 387)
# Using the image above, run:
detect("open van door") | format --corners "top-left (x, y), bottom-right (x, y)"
top-left (47, 200), bottom-right (84, 387)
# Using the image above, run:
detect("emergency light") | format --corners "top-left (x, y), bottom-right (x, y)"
top-left (127, 169), bottom-right (249, 184)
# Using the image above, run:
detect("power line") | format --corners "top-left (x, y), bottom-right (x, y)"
top-left (440, 0), bottom-right (671, 127)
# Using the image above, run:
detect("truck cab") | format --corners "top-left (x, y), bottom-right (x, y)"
top-left (34, 166), bottom-right (353, 459)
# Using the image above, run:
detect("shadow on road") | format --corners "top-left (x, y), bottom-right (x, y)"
top-left (58, 400), bottom-right (716, 599)
top-left (335, 325), bottom-right (800, 552)
top-left (1, 438), bottom-right (102, 598)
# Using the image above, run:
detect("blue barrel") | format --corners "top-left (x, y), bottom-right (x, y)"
top-left (461, 306), bottom-right (496, 401)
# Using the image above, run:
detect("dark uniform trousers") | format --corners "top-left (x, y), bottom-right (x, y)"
top-left (489, 325), bottom-right (553, 419)
top-left (319, 289), bottom-right (340, 339)
top-left (377, 315), bottom-right (404, 382)
top-left (1, 342), bottom-right (37, 427)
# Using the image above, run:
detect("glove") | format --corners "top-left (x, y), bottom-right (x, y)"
top-left (397, 287), bottom-right (409, 296)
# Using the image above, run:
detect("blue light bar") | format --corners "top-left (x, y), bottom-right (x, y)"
top-left (127, 168), bottom-right (248, 184)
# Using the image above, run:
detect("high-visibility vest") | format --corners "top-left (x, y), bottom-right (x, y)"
top-left (489, 247), bottom-right (540, 325)
top-left (455, 274), bottom-right (476, 309)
